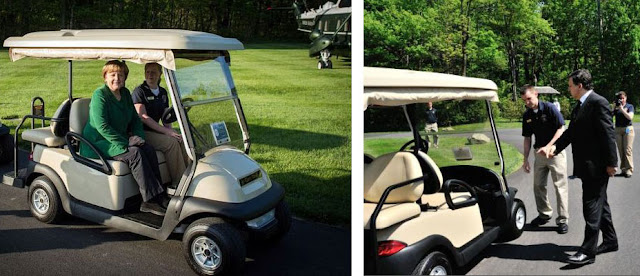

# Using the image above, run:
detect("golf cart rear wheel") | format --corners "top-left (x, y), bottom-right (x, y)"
top-left (28, 176), bottom-right (63, 223)
top-left (0, 133), bottom-right (14, 164)
top-left (183, 217), bottom-right (245, 276)
top-left (412, 251), bottom-right (452, 275)
top-left (497, 198), bottom-right (526, 242)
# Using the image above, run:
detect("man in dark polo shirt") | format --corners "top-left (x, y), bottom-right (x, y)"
top-left (520, 85), bottom-right (569, 234)
top-left (132, 63), bottom-right (190, 188)
top-left (424, 102), bottom-right (438, 148)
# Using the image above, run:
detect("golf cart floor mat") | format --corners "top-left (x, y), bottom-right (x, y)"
top-left (119, 211), bottom-right (164, 229)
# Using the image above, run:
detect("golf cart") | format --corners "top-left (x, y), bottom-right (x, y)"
top-left (2, 29), bottom-right (291, 275)
top-left (363, 67), bottom-right (526, 275)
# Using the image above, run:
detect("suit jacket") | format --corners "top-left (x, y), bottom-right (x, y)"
top-left (554, 91), bottom-right (618, 179)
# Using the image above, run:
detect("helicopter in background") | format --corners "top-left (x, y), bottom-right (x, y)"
top-left (293, 0), bottom-right (351, 69)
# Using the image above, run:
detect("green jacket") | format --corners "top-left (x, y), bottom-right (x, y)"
top-left (79, 84), bottom-right (145, 158)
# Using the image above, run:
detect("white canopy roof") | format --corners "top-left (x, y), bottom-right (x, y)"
top-left (364, 67), bottom-right (499, 110)
top-left (3, 29), bottom-right (245, 70)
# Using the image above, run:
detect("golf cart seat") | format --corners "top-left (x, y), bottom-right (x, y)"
top-left (363, 152), bottom-right (423, 229)
top-left (67, 98), bottom-right (170, 180)
top-left (21, 99), bottom-right (73, 147)
top-left (415, 151), bottom-right (473, 209)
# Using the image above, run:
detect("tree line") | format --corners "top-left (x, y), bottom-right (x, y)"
top-left (0, 0), bottom-right (330, 43)
top-left (365, 0), bottom-right (640, 122)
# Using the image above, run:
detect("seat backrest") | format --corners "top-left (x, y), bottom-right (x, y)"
top-left (69, 98), bottom-right (91, 134)
top-left (364, 152), bottom-right (424, 204)
top-left (50, 99), bottom-right (72, 137)
top-left (416, 151), bottom-right (444, 194)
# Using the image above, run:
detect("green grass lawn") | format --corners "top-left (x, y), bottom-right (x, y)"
top-left (364, 136), bottom-right (522, 176)
top-left (0, 44), bottom-right (351, 226)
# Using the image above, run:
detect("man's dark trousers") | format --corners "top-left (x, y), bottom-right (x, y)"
top-left (580, 176), bottom-right (617, 256)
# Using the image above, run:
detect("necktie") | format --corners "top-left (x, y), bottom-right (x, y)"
top-left (571, 101), bottom-right (581, 120)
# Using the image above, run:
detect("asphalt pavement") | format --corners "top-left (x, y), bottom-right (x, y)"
top-left (0, 150), bottom-right (350, 275)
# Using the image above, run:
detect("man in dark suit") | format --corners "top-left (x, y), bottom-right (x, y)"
top-left (537, 69), bottom-right (618, 265)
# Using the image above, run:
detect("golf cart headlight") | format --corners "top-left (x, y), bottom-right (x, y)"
top-left (246, 209), bottom-right (275, 229)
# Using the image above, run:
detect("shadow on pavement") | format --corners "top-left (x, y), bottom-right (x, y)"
top-left (0, 226), bottom-right (150, 255)
top-left (523, 224), bottom-right (560, 232)
top-left (458, 243), bottom-right (579, 274)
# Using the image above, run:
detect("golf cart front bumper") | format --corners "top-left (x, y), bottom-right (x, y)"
top-left (179, 180), bottom-right (285, 227)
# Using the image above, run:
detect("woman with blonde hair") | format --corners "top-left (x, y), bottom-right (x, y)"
top-left (80, 60), bottom-right (167, 215)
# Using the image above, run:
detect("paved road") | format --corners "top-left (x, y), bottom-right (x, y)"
top-left (366, 123), bottom-right (640, 274)
top-left (0, 151), bottom-right (350, 275)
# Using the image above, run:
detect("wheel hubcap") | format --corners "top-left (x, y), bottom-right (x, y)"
top-left (430, 265), bottom-right (447, 275)
top-left (515, 207), bottom-right (526, 230)
top-left (192, 236), bottom-right (221, 270)
top-left (32, 188), bottom-right (50, 214)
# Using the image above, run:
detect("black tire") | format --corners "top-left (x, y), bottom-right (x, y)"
top-left (28, 176), bottom-right (63, 223)
top-left (0, 133), bottom-right (14, 164)
top-left (326, 60), bottom-right (333, 69)
top-left (273, 200), bottom-right (292, 240)
top-left (183, 217), bottom-right (246, 276)
top-left (317, 60), bottom-right (325, 69)
top-left (412, 251), bottom-right (452, 275)
top-left (497, 198), bottom-right (526, 242)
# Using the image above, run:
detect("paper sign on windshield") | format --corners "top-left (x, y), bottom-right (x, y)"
top-left (210, 122), bottom-right (230, 145)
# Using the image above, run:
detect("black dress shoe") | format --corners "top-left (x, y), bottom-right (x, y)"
top-left (530, 216), bottom-right (551, 226)
top-left (567, 253), bottom-right (595, 265)
top-left (558, 223), bottom-right (568, 234)
top-left (597, 243), bottom-right (619, 254)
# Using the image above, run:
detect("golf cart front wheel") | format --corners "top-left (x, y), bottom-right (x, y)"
top-left (28, 176), bottom-right (63, 223)
top-left (272, 200), bottom-right (292, 240)
top-left (412, 251), bottom-right (452, 275)
top-left (183, 217), bottom-right (245, 276)
top-left (497, 198), bottom-right (526, 242)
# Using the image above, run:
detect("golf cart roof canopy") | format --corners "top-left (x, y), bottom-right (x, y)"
top-left (533, 86), bottom-right (560, 95)
top-left (364, 67), bottom-right (499, 110)
top-left (3, 29), bottom-right (245, 70)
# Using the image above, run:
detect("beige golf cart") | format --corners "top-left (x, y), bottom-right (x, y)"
top-left (2, 29), bottom-right (291, 276)
top-left (363, 67), bottom-right (526, 275)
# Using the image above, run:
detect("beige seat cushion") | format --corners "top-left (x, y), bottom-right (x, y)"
top-left (89, 150), bottom-right (166, 176)
top-left (22, 127), bottom-right (65, 147)
top-left (364, 152), bottom-right (423, 203)
top-left (363, 202), bottom-right (421, 229)
top-left (421, 192), bottom-right (473, 210)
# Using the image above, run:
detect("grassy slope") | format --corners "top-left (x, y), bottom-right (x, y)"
top-left (0, 45), bottom-right (351, 225)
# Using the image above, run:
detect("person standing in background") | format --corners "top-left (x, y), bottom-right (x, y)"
top-left (612, 91), bottom-right (634, 178)
top-left (424, 102), bottom-right (438, 148)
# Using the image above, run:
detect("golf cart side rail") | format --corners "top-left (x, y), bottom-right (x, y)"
top-left (65, 132), bottom-right (113, 175)
top-left (367, 175), bottom-right (423, 274)
top-left (11, 114), bottom-right (113, 178)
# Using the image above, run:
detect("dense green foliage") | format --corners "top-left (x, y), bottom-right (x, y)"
top-left (0, 0), bottom-right (329, 42)
top-left (0, 45), bottom-right (351, 225)
top-left (365, 0), bottom-right (640, 113)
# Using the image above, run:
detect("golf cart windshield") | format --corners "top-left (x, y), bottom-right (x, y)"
top-left (173, 56), bottom-right (247, 156)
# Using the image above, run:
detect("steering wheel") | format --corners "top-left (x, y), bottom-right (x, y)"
top-left (400, 139), bottom-right (428, 152)
top-left (161, 97), bottom-right (194, 124)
